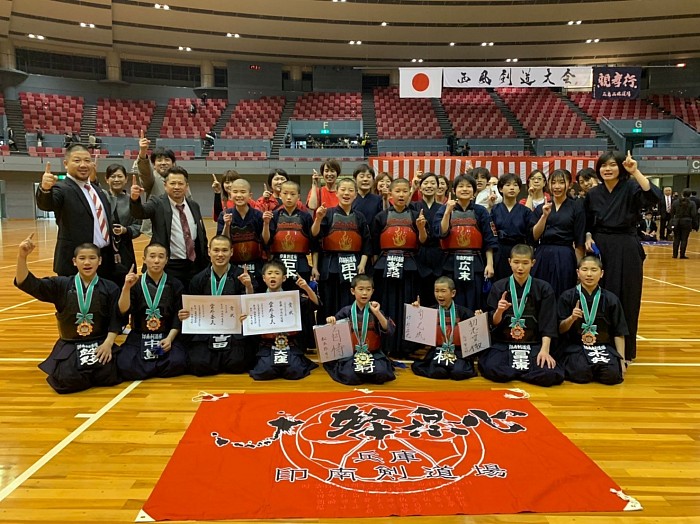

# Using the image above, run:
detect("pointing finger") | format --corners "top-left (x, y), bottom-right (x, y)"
top-left (626, 150), bottom-right (632, 158)
top-left (501, 291), bottom-right (508, 301)
top-left (130, 264), bottom-right (136, 274)
top-left (140, 129), bottom-right (145, 139)
top-left (45, 162), bottom-right (51, 174)
top-left (575, 300), bottom-right (580, 309)
top-left (132, 174), bottom-right (138, 186)
top-left (212, 173), bottom-right (218, 182)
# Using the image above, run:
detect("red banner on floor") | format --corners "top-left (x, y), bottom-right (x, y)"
top-left (141, 390), bottom-right (637, 521)
top-left (370, 156), bottom-right (596, 181)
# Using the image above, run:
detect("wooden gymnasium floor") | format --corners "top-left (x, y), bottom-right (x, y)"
top-left (0, 218), bottom-right (699, 524)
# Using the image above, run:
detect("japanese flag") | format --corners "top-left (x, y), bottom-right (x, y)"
top-left (399, 68), bottom-right (443, 98)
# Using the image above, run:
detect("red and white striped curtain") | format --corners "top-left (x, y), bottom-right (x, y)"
top-left (370, 156), bottom-right (597, 182)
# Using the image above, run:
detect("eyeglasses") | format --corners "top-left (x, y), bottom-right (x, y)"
top-left (529, 176), bottom-right (545, 182)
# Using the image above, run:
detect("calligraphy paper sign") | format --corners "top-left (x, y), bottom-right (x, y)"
top-left (241, 291), bottom-right (302, 335)
top-left (404, 304), bottom-right (438, 346)
top-left (459, 312), bottom-right (491, 357)
top-left (313, 321), bottom-right (354, 363)
top-left (181, 295), bottom-right (242, 334)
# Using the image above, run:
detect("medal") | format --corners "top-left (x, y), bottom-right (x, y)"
top-left (141, 273), bottom-right (168, 332)
top-left (508, 275), bottom-right (532, 342)
top-left (351, 302), bottom-right (370, 355)
top-left (211, 265), bottom-right (229, 296)
top-left (439, 302), bottom-right (457, 359)
top-left (578, 284), bottom-right (601, 346)
top-left (74, 274), bottom-right (99, 337)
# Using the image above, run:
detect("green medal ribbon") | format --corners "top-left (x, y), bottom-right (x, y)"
top-left (210, 265), bottom-right (230, 296)
top-left (351, 302), bottom-right (370, 353)
top-left (508, 275), bottom-right (532, 330)
top-left (74, 274), bottom-right (99, 326)
top-left (577, 284), bottom-right (600, 337)
top-left (142, 272), bottom-right (168, 322)
top-left (439, 302), bottom-right (456, 352)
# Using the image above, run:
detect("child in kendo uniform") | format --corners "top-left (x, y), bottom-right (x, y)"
top-left (248, 260), bottom-right (319, 380)
top-left (117, 243), bottom-right (187, 380)
top-left (323, 275), bottom-right (395, 385)
top-left (557, 256), bottom-right (628, 385)
top-left (14, 239), bottom-right (121, 393)
top-left (411, 276), bottom-right (478, 380)
top-left (371, 177), bottom-right (429, 357)
top-left (178, 235), bottom-right (257, 376)
top-left (478, 244), bottom-right (564, 387)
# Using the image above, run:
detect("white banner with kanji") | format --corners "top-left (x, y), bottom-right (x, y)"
top-left (443, 67), bottom-right (592, 89)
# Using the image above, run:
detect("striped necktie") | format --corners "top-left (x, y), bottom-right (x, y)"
top-left (85, 183), bottom-right (109, 242)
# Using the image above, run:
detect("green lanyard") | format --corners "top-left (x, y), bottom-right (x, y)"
top-left (75, 274), bottom-right (99, 327)
top-left (577, 284), bottom-right (601, 336)
top-left (210, 265), bottom-right (230, 296)
top-left (142, 273), bottom-right (168, 322)
top-left (439, 302), bottom-right (456, 351)
top-left (508, 275), bottom-right (532, 330)
top-left (351, 302), bottom-right (370, 353)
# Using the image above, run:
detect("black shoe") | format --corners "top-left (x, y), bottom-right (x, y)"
top-left (672, 255), bottom-right (678, 259)
top-left (680, 256), bottom-right (689, 259)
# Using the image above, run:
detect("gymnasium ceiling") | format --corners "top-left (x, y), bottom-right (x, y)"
top-left (1, 0), bottom-right (698, 68)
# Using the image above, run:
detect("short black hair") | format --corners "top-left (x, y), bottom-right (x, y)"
top-left (105, 163), bottom-right (127, 178)
top-left (65, 143), bottom-right (90, 158)
top-left (576, 167), bottom-right (597, 184)
top-left (267, 168), bottom-right (288, 188)
top-left (471, 166), bottom-right (491, 181)
top-left (262, 259), bottom-right (287, 274)
top-left (434, 276), bottom-right (456, 290)
top-left (595, 151), bottom-right (630, 183)
top-left (497, 173), bottom-right (521, 190)
top-left (453, 174), bottom-right (477, 192)
top-left (150, 147), bottom-right (176, 165)
top-left (353, 163), bottom-right (375, 179)
top-left (351, 274), bottom-right (373, 288)
top-left (144, 242), bottom-right (169, 257)
top-left (165, 166), bottom-right (189, 181)
top-left (73, 242), bottom-right (100, 257)
top-left (578, 255), bottom-right (603, 269)
top-left (509, 244), bottom-right (535, 260)
top-left (209, 235), bottom-right (232, 248)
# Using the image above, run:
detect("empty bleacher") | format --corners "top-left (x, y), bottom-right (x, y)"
top-left (208, 151), bottom-right (268, 161)
top-left (292, 92), bottom-right (361, 120)
top-left (221, 96), bottom-right (285, 139)
top-left (160, 98), bottom-right (227, 138)
top-left (569, 92), bottom-right (664, 122)
top-left (19, 92), bottom-right (84, 134)
top-left (650, 94), bottom-right (700, 131)
top-left (374, 87), bottom-right (442, 139)
top-left (497, 88), bottom-right (594, 138)
top-left (441, 88), bottom-right (516, 139)
top-left (96, 99), bottom-right (156, 137)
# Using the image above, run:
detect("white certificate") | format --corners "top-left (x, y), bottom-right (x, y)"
top-left (241, 290), bottom-right (302, 335)
top-left (459, 312), bottom-right (491, 357)
top-left (313, 320), bottom-right (354, 363)
top-left (181, 295), bottom-right (242, 335)
top-left (403, 304), bottom-right (438, 346)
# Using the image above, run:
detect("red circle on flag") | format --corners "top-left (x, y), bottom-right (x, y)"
top-left (412, 73), bottom-right (430, 92)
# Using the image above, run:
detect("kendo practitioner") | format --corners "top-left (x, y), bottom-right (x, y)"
top-left (178, 235), bottom-right (256, 376)
top-left (323, 275), bottom-right (396, 385)
top-left (584, 151), bottom-right (662, 361)
top-left (312, 177), bottom-right (371, 320)
top-left (478, 244), bottom-right (564, 387)
top-left (433, 174), bottom-right (498, 312)
top-left (558, 256), bottom-right (628, 385)
top-left (530, 169), bottom-right (586, 297)
top-left (116, 243), bottom-right (187, 380)
top-left (248, 260), bottom-right (319, 381)
top-left (411, 276), bottom-right (478, 380)
top-left (14, 239), bottom-right (121, 394)
top-left (352, 164), bottom-right (383, 228)
top-left (490, 173), bottom-right (534, 281)
top-left (217, 178), bottom-right (265, 291)
top-left (371, 177), bottom-right (429, 358)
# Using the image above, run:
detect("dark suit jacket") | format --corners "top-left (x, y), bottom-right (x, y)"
top-left (130, 193), bottom-right (209, 271)
top-left (36, 178), bottom-right (114, 276)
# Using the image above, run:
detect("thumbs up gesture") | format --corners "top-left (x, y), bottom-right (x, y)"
top-left (41, 162), bottom-right (58, 190)
top-left (130, 173), bottom-right (144, 201)
top-left (497, 291), bottom-right (512, 312)
top-left (18, 232), bottom-right (36, 257)
top-left (138, 129), bottom-right (150, 155)
top-left (571, 300), bottom-right (583, 320)
top-left (211, 173), bottom-right (221, 194)
top-left (416, 208), bottom-right (427, 229)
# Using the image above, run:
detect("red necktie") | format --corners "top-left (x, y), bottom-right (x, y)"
top-left (176, 203), bottom-right (196, 261)
top-left (85, 184), bottom-right (109, 242)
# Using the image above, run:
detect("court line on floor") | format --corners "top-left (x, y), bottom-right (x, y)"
top-left (634, 363), bottom-right (700, 367)
top-left (0, 380), bottom-right (142, 503)
top-left (637, 338), bottom-right (700, 342)
top-left (643, 276), bottom-right (700, 294)
top-left (0, 312), bottom-right (53, 322)
top-left (0, 299), bottom-right (37, 313)
top-left (0, 358), bottom-right (44, 362)
top-left (0, 257), bottom-right (54, 271)
top-left (641, 300), bottom-right (700, 308)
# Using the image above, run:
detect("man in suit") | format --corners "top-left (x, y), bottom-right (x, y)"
top-left (36, 144), bottom-right (114, 277)
top-left (659, 186), bottom-right (674, 240)
top-left (129, 166), bottom-right (209, 290)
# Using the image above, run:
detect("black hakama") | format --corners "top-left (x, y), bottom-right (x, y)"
top-left (410, 200), bottom-right (444, 307)
top-left (478, 277), bottom-right (564, 387)
top-left (557, 286), bottom-right (628, 385)
top-left (490, 202), bottom-right (534, 281)
top-left (584, 178), bottom-right (662, 360)
top-left (15, 273), bottom-right (122, 394)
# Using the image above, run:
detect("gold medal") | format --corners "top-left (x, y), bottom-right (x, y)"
top-left (77, 321), bottom-right (93, 337)
top-left (354, 351), bottom-right (372, 366)
top-left (510, 325), bottom-right (525, 340)
top-left (146, 316), bottom-right (161, 331)
top-left (582, 332), bottom-right (597, 346)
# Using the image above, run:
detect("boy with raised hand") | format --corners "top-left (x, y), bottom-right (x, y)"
top-left (217, 178), bottom-right (265, 291)
top-left (178, 235), bottom-right (257, 376)
top-left (478, 244), bottom-right (564, 387)
top-left (14, 237), bottom-right (121, 393)
top-left (557, 256), bottom-right (628, 385)
top-left (411, 276), bottom-right (478, 381)
top-left (248, 260), bottom-right (319, 381)
top-left (324, 275), bottom-right (395, 385)
top-left (116, 243), bottom-right (187, 380)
